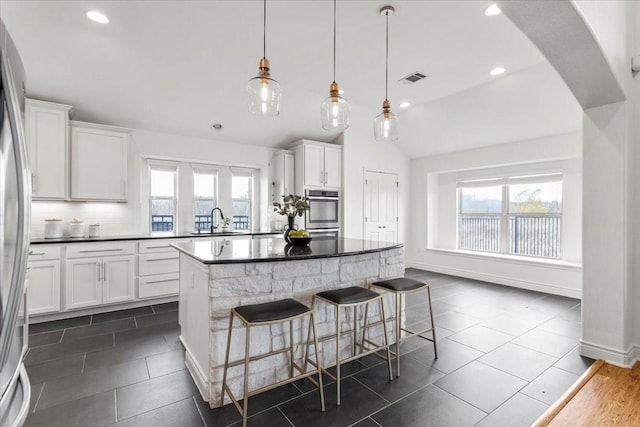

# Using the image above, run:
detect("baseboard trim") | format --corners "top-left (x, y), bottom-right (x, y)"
top-left (182, 337), bottom-right (210, 402)
top-left (405, 260), bottom-right (581, 299)
top-left (579, 340), bottom-right (640, 368)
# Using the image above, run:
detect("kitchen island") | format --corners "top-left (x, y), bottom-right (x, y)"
top-left (171, 237), bottom-right (404, 407)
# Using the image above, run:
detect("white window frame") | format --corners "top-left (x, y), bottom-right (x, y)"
top-left (457, 173), bottom-right (563, 259)
top-left (148, 159), bottom-right (178, 233)
top-left (231, 168), bottom-right (256, 231)
top-left (192, 164), bottom-right (219, 232)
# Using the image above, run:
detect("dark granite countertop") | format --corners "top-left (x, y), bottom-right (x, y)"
top-left (171, 237), bottom-right (402, 264)
top-left (30, 230), bottom-right (282, 244)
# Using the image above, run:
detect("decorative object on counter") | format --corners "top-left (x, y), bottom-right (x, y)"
top-left (221, 216), bottom-right (231, 231)
top-left (273, 194), bottom-right (309, 243)
top-left (88, 224), bottom-right (100, 238)
top-left (288, 229), bottom-right (312, 246)
top-left (68, 219), bottom-right (85, 238)
top-left (373, 6), bottom-right (399, 142)
top-left (247, 0), bottom-right (282, 116)
top-left (44, 219), bottom-right (63, 238)
top-left (284, 243), bottom-right (313, 255)
top-left (320, 0), bottom-right (349, 131)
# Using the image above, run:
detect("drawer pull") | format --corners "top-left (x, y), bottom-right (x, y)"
top-left (29, 252), bottom-right (46, 256)
top-left (145, 257), bottom-right (177, 262)
top-left (145, 278), bottom-right (177, 284)
top-left (145, 245), bottom-right (171, 249)
top-left (79, 248), bottom-right (124, 253)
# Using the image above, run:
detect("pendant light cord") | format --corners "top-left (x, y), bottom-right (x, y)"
top-left (385, 10), bottom-right (389, 100)
top-left (333, 0), bottom-right (337, 82)
top-left (263, 0), bottom-right (267, 59)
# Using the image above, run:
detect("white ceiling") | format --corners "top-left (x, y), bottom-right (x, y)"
top-left (0, 0), bottom-right (581, 157)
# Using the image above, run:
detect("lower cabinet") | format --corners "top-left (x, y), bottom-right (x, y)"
top-left (137, 242), bottom-right (180, 298)
top-left (66, 255), bottom-right (135, 310)
top-left (27, 260), bottom-right (61, 315)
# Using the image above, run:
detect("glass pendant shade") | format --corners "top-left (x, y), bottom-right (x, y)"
top-left (320, 82), bottom-right (349, 130)
top-left (373, 99), bottom-right (399, 141)
top-left (247, 58), bottom-right (281, 116)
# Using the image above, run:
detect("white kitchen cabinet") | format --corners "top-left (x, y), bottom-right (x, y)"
top-left (70, 121), bottom-right (130, 201)
top-left (66, 242), bottom-right (136, 309)
top-left (271, 150), bottom-right (294, 202)
top-left (25, 99), bottom-right (72, 199)
top-left (292, 140), bottom-right (342, 191)
top-left (27, 245), bottom-right (62, 316)
top-left (137, 240), bottom-right (180, 299)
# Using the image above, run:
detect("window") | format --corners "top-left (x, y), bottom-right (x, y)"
top-left (193, 169), bottom-right (218, 232)
top-left (458, 174), bottom-right (562, 258)
top-left (149, 164), bottom-right (177, 232)
top-left (231, 171), bottom-right (253, 230)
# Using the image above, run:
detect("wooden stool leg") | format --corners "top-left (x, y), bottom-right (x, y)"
top-left (220, 312), bottom-right (235, 407)
top-left (379, 297), bottom-right (393, 381)
top-left (395, 292), bottom-right (401, 377)
top-left (427, 286), bottom-right (438, 359)
top-left (310, 311), bottom-right (325, 412)
top-left (242, 324), bottom-right (251, 427)
top-left (335, 305), bottom-right (342, 406)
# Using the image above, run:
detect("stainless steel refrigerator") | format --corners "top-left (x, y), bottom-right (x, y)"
top-left (0, 18), bottom-right (31, 427)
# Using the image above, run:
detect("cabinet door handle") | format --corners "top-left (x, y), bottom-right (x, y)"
top-left (97, 262), bottom-right (101, 281)
top-left (103, 262), bottom-right (107, 282)
top-left (320, 172), bottom-right (324, 184)
top-left (145, 257), bottom-right (177, 262)
top-left (325, 172), bottom-right (328, 184)
top-left (146, 278), bottom-right (177, 284)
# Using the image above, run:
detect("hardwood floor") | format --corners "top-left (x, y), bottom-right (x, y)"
top-left (534, 360), bottom-right (640, 426)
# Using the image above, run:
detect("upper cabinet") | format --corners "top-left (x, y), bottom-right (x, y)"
top-left (271, 150), bottom-right (294, 202)
top-left (70, 121), bottom-right (130, 201)
top-left (25, 99), bottom-right (72, 199)
top-left (291, 140), bottom-right (342, 191)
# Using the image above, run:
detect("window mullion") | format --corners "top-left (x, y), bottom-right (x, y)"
top-left (500, 185), bottom-right (509, 254)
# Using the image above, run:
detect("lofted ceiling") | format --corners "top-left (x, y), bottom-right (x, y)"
top-left (0, 0), bottom-right (581, 158)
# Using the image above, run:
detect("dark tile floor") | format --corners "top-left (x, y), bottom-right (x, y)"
top-left (24, 269), bottom-right (593, 427)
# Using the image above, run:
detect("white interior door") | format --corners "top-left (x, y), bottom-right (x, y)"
top-left (364, 171), bottom-right (398, 245)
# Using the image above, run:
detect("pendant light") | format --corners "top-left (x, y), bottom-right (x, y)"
top-left (373, 6), bottom-right (399, 141)
top-left (247, 0), bottom-right (282, 116)
top-left (320, 0), bottom-right (349, 131)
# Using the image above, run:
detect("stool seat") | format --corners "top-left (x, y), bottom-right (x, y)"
top-left (234, 298), bottom-right (310, 323)
top-left (316, 286), bottom-right (380, 305)
top-left (372, 277), bottom-right (427, 292)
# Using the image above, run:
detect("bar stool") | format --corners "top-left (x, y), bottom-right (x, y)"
top-left (220, 298), bottom-right (325, 427)
top-left (309, 286), bottom-right (393, 405)
top-left (369, 277), bottom-right (437, 377)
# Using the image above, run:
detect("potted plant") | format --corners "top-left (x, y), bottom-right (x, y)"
top-left (222, 216), bottom-right (232, 230)
top-left (273, 194), bottom-right (309, 241)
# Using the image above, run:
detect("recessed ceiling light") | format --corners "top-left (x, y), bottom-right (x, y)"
top-left (484, 4), bottom-right (501, 16)
top-left (85, 10), bottom-right (109, 24)
top-left (399, 102), bottom-right (411, 108)
top-left (211, 123), bottom-right (223, 130)
top-left (490, 67), bottom-right (506, 76)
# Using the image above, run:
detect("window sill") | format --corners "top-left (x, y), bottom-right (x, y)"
top-left (425, 247), bottom-right (582, 270)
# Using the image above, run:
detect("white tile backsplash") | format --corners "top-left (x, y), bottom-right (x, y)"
top-left (31, 201), bottom-right (142, 238)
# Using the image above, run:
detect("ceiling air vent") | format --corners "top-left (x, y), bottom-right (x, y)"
top-left (399, 71), bottom-right (428, 85)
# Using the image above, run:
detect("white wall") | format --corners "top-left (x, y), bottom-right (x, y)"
top-left (30, 129), bottom-right (275, 237)
top-left (406, 132), bottom-right (583, 298)
top-left (570, 0), bottom-right (640, 365)
top-left (341, 105), bottom-right (411, 243)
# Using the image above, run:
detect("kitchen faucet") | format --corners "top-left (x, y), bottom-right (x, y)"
top-left (210, 207), bottom-right (225, 233)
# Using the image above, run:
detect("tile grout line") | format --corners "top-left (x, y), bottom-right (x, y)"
top-left (350, 375), bottom-right (392, 405)
top-left (114, 389), bottom-right (119, 422)
top-left (192, 395), bottom-right (208, 426)
top-left (32, 382), bottom-right (46, 413)
top-left (81, 352), bottom-right (87, 374)
top-left (277, 406), bottom-right (296, 427)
